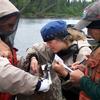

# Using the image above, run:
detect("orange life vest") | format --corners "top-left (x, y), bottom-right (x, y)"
top-left (79, 47), bottom-right (100, 100)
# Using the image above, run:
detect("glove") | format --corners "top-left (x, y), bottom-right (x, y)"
top-left (39, 78), bottom-right (50, 92)
top-left (0, 56), bottom-right (10, 67)
top-left (36, 78), bottom-right (50, 92)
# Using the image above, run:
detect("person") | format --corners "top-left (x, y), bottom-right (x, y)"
top-left (70, 1), bottom-right (100, 100)
top-left (53, 1), bottom-right (100, 100)
top-left (19, 20), bottom-right (91, 100)
top-left (17, 26), bottom-right (63, 100)
top-left (0, 0), bottom-right (50, 100)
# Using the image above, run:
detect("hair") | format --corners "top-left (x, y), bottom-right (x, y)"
top-left (63, 27), bottom-right (87, 45)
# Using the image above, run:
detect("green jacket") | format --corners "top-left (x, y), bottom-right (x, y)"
top-left (80, 45), bottom-right (100, 100)
top-left (80, 76), bottom-right (100, 100)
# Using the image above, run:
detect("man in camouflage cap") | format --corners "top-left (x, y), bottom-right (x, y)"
top-left (69, 0), bottom-right (100, 100)
top-left (51, 1), bottom-right (100, 100)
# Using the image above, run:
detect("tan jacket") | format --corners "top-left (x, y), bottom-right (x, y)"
top-left (0, 39), bottom-right (39, 95)
top-left (17, 41), bottom-right (91, 100)
top-left (64, 40), bottom-right (92, 66)
top-left (25, 40), bottom-right (91, 66)
top-left (17, 43), bottom-right (62, 100)
top-left (0, 62), bottom-right (39, 95)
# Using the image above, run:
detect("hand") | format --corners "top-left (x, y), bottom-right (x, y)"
top-left (52, 60), bottom-right (68, 77)
top-left (0, 56), bottom-right (10, 67)
top-left (71, 61), bottom-right (80, 70)
top-left (30, 57), bottom-right (39, 74)
top-left (38, 78), bottom-right (50, 92)
top-left (71, 61), bottom-right (85, 72)
top-left (70, 69), bottom-right (84, 83)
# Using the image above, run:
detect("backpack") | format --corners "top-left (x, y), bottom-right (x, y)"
top-left (57, 44), bottom-right (84, 63)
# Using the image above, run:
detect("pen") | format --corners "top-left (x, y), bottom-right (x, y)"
top-left (79, 59), bottom-right (86, 65)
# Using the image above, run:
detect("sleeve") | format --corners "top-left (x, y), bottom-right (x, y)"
top-left (76, 46), bottom-right (92, 62)
top-left (26, 43), bottom-right (43, 63)
top-left (25, 43), bottom-right (53, 65)
top-left (21, 45), bottom-right (40, 72)
top-left (80, 76), bottom-right (100, 100)
top-left (0, 64), bottom-right (39, 95)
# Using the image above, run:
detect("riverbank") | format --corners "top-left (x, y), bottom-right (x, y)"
top-left (20, 15), bottom-right (81, 19)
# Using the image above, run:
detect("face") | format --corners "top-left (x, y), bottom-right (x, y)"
top-left (46, 39), bottom-right (68, 53)
top-left (0, 16), bottom-right (18, 36)
top-left (88, 28), bottom-right (100, 41)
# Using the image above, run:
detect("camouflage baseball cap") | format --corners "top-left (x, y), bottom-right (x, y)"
top-left (74, 0), bottom-right (100, 30)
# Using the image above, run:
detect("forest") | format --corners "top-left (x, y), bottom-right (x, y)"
top-left (10, 0), bottom-right (94, 18)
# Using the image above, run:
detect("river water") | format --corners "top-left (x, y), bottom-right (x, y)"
top-left (14, 18), bottom-right (84, 57)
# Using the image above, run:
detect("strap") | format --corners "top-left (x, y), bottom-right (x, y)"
top-left (73, 46), bottom-right (86, 62)
top-left (72, 44), bottom-right (79, 62)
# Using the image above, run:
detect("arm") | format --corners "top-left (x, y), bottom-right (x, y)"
top-left (23, 43), bottom-right (41, 73)
top-left (70, 69), bottom-right (100, 100)
top-left (25, 43), bottom-right (53, 73)
top-left (0, 57), bottom-right (39, 95)
top-left (76, 46), bottom-right (92, 62)
top-left (80, 76), bottom-right (100, 100)
top-left (0, 57), bottom-right (50, 95)
top-left (52, 61), bottom-right (69, 80)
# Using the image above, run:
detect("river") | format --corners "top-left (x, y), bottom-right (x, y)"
top-left (14, 18), bottom-right (84, 57)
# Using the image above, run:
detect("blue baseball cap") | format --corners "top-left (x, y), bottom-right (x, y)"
top-left (41, 20), bottom-right (69, 42)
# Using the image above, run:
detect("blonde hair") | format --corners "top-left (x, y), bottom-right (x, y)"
top-left (63, 27), bottom-right (86, 44)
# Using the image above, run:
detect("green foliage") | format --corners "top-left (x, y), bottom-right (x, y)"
top-left (64, 2), bottom-right (84, 17)
top-left (10, 0), bottom-right (92, 18)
